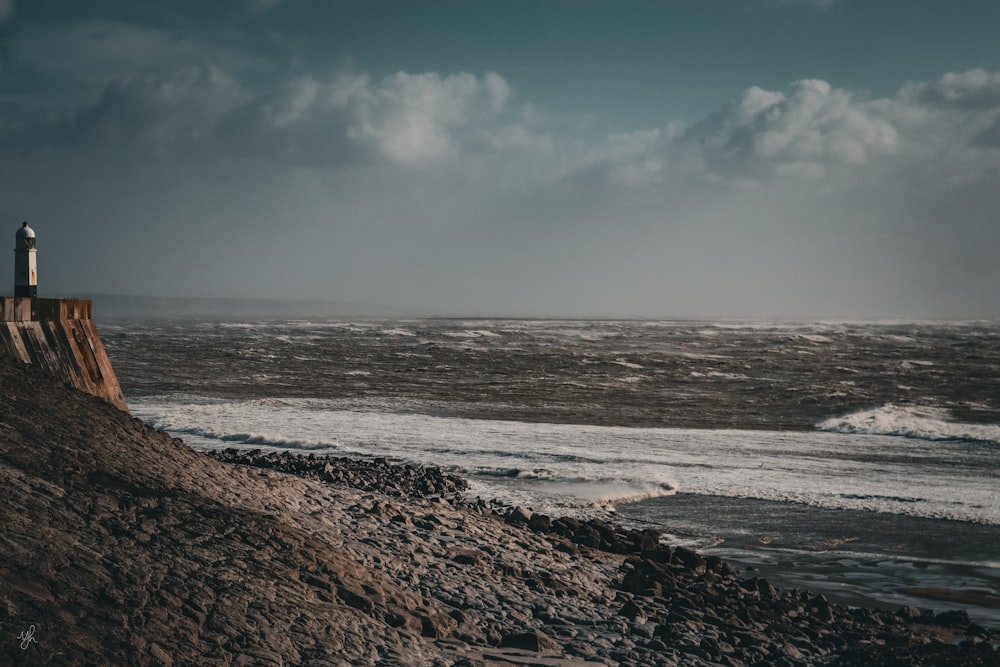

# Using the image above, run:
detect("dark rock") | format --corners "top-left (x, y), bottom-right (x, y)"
top-left (644, 638), bottom-right (668, 651)
top-left (574, 523), bottom-right (602, 549)
top-left (965, 622), bottom-right (991, 638)
top-left (508, 506), bottom-right (533, 524)
top-left (618, 600), bottom-right (647, 624)
top-left (741, 577), bottom-right (778, 601)
top-left (207, 447), bottom-right (469, 498)
top-left (336, 583), bottom-right (375, 613)
top-left (550, 517), bottom-right (582, 538)
top-left (2, 356), bottom-right (994, 667)
top-left (528, 513), bottom-right (552, 532)
top-left (672, 546), bottom-right (706, 574)
top-left (450, 549), bottom-right (484, 566)
top-left (640, 545), bottom-right (673, 563)
top-left (935, 609), bottom-right (972, 628)
top-left (384, 606), bottom-right (421, 632)
top-left (498, 630), bottom-right (560, 652)
top-left (619, 559), bottom-right (666, 597)
top-left (420, 613), bottom-right (458, 638)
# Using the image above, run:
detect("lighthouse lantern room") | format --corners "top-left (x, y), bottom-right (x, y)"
top-left (15, 221), bottom-right (37, 298)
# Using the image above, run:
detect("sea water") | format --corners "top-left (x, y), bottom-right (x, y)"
top-left (100, 318), bottom-right (1000, 626)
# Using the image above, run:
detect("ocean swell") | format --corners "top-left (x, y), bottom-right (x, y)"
top-left (817, 404), bottom-right (1000, 446)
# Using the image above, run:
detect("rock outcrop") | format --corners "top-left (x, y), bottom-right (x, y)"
top-left (0, 356), bottom-right (995, 666)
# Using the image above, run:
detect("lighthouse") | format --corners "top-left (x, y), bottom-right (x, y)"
top-left (1, 222), bottom-right (129, 411)
top-left (14, 222), bottom-right (37, 298)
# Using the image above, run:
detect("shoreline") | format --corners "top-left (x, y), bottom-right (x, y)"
top-left (614, 492), bottom-right (1000, 630)
top-left (202, 443), bottom-right (1000, 631)
top-left (208, 449), bottom-right (1000, 659)
top-left (3, 356), bottom-right (997, 666)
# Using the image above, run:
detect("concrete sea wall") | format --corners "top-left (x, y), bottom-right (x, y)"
top-left (0, 297), bottom-right (128, 412)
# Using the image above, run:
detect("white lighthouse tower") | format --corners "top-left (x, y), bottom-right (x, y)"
top-left (15, 221), bottom-right (37, 298)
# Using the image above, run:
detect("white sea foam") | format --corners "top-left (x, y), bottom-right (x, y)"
top-left (899, 360), bottom-right (934, 368)
top-left (796, 334), bottom-right (833, 343)
top-left (817, 404), bottom-right (1000, 446)
top-left (443, 330), bottom-right (500, 338)
top-left (131, 396), bottom-right (1000, 526)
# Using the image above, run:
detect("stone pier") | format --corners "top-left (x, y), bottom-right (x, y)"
top-left (0, 297), bottom-right (128, 412)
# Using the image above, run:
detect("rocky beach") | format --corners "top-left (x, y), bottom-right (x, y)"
top-left (1, 355), bottom-right (997, 666)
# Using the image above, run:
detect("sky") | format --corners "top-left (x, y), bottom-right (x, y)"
top-left (1, 0), bottom-right (999, 318)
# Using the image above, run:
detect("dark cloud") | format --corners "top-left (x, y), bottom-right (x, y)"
top-left (972, 116), bottom-right (1000, 147)
top-left (906, 69), bottom-right (1000, 110)
top-left (0, 0), bottom-right (15, 24)
top-left (1, 26), bottom-right (999, 317)
top-left (70, 66), bottom-right (242, 157)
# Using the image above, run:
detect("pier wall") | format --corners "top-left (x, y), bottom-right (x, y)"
top-left (0, 297), bottom-right (128, 412)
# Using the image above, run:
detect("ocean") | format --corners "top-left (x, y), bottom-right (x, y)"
top-left (100, 317), bottom-right (1000, 627)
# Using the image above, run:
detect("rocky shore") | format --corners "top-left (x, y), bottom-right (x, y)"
top-left (1, 356), bottom-right (996, 666)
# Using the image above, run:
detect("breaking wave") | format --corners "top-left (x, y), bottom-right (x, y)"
top-left (817, 404), bottom-right (1000, 446)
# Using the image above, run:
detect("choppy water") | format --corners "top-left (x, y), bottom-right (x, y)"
top-left (100, 317), bottom-right (1000, 625)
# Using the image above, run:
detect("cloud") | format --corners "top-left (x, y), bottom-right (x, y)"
top-left (1, 61), bottom-right (998, 317)
top-left (65, 66), bottom-right (244, 159)
top-left (346, 71), bottom-right (512, 164)
top-left (903, 69), bottom-right (1000, 110)
top-left (2, 66), bottom-right (515, 168)
top-left (8, 55), bottom-right (1000, 192)
top-left (570, 68), bottom-right (1000, 191)
top-left (0, 0), bottom-right (15, 24)
top-left (973, 117), bottom-right (1000, 148)
top-left (11, 20), bottom-right (270, 97)
top-left (683, 79), bottom-right (898, 180)
top-left (219, 70), bottom-right (514, 165)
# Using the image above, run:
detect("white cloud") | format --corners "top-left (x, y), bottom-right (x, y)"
top-left (685, 78), bottom-right (898, 179)
top-left (8, 55), bottom-right (1000, 194)
top-left (346, 71), bottom-right (511, 164)
top-left (219, 70), bottom-right (514, 165)
top-left (1, 66), bottom-right (515, 167)
top-left (876, 70), bottom-right (1000, 184)
top-left (487, 124), bottom-right (552, 153)
top-left (568, 69), bottom-right (1000, 197)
